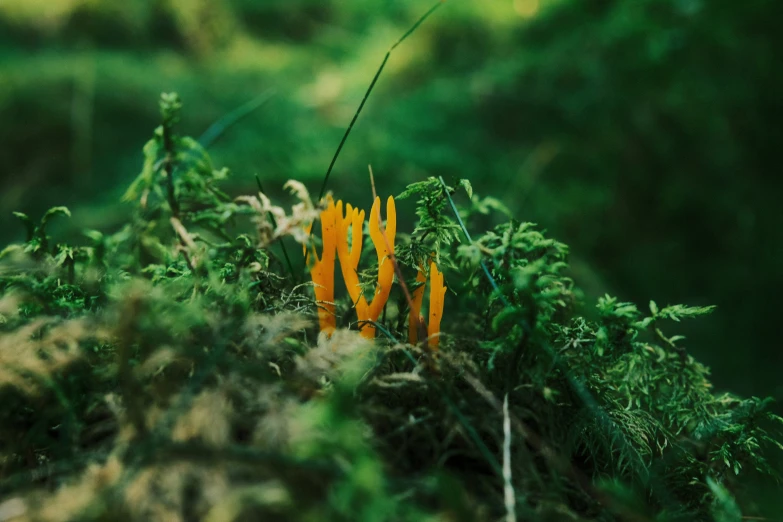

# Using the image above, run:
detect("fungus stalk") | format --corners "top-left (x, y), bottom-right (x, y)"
top-left (336, 201), bottom-right (373, 337)
top-left (407, 260), bottom-right (446, 350)
top-left (408, 268), bottom-right (427, 344)
top-left (367, 196), bottom-right (396, 322)
top-left (305, 197), bottom-right (338, 335)
top-left (427, 261), bottom-right (446, 349)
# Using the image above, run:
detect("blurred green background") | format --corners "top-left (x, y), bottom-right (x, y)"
top-left (1, 0), bottom-right (780, 400)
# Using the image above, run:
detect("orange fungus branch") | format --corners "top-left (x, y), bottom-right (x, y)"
top-left (309, 194), bottom-right (438, 343)
top-left (305, 197), bottom-right (338, 335)
top-left (427, 261), bottom-right (447, 350)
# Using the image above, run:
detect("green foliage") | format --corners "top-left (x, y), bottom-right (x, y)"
top-left (1, 94), bottom-right (781, 522)
top-left (3, 0), bottom-right (782, 409)
top-left (395, 176), bottom-right (470, 268)
top-left (5, 207), bottom-right (71, 259)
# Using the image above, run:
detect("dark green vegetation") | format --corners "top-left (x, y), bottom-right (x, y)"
top-left (2, 0), bottom-right (782, 402)
top-left (1, 94), bottom-right (781, 521)
top-left (2, 1), bottom-right (783, 519)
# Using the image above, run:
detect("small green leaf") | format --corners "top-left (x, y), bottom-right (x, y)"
top-left (40, 206), bottom-right (71, 228)
top-left (12, 211), bottom-right (35, 241)
top-left (458, 179), bottom-right (473, 198)
top-left (707, 476), bottom-right (741, 522)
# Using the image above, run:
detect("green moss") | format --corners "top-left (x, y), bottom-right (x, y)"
top-left (0, 93), bottom-right (780, 521)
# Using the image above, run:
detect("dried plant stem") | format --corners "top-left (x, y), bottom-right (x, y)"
top-left (503, 393), bottom-right (516, 522)
top-left (256, 175), bottom-right (298, 282)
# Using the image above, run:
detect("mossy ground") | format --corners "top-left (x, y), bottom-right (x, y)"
top-left (0, 94), bottom-right (781, 522)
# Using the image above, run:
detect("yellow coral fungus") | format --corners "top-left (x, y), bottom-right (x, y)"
top-left (407, 260), bottom-right (447, 349)
top-left (309, 194), bottom-right (398, 339)
top-left (427, 261), bottom-right (447, 350)
top-left (336, 201), bottom-right (365, 305)
top-left (367, 196), bottom-right (396, 320)
top-left (305, 197), bottom-right (338, 335)
top-left (408, 268), bottom-right (427, 344)
top-left (335, 201), bottom-right (373, 338)
top-left (334, 195), bottom-right (396, 339)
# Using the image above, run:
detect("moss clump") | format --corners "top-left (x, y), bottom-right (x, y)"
top-left (0, 95), bottom-right (780, 522)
